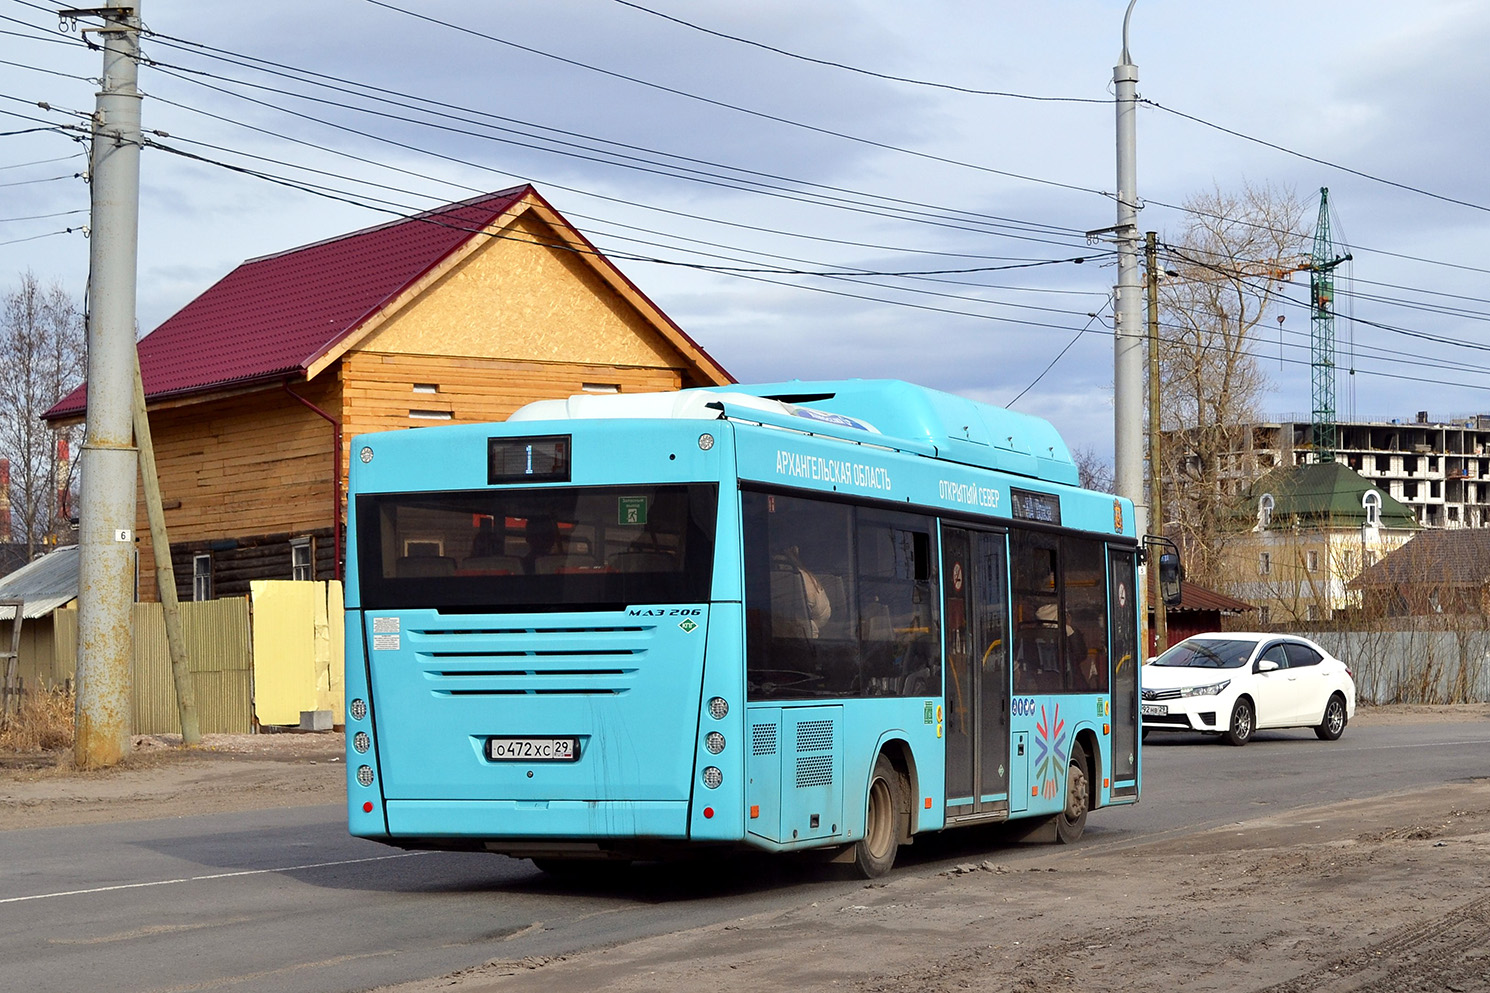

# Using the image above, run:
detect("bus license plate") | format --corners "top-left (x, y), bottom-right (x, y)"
top-left (488, 737), bottom-right (578, 761)
top-left (1140, 704), bottom-right (1167, 717)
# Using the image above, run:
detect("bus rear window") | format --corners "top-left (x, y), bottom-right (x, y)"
top-left (355, 484), bottom-right (717, 611)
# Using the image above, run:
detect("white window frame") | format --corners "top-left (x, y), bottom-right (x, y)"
top-left (291, 537), bottom-right (313, 581)
top-left (1306, 549), bottom-right (1320, 573)
top-left (193, 553), bottom-right (213, 602)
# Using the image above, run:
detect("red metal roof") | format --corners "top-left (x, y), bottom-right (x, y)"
top-left (1168, 581), bottom-right (1255, 614)
top-left (48, 187), bottom-right (537, 418)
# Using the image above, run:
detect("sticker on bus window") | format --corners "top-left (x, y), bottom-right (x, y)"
top-left (618, 496), bottom-right (648, 525)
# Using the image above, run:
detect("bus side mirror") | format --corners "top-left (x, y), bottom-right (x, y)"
top-left (1158, 553), bottom-right (1183, 607)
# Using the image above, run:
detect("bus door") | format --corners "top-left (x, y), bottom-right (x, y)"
top-left (1108, 547), bottom-right (1139, 799)
top-left (942, 526), bottom-right (1011, 820)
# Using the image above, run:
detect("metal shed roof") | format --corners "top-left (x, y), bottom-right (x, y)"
top-left (0, 545), bottom-right (79, 619)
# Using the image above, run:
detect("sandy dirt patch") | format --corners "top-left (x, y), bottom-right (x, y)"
top-left (0, 730), bottom-right (344, 830)
top-left (375, 779), bottom-right (1490, 993)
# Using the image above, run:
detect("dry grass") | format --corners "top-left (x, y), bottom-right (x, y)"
top-left (0, 686), bottom-right (74, 753)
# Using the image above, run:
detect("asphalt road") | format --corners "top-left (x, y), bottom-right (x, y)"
top-left (3, 720), bottom-right (1488, 993)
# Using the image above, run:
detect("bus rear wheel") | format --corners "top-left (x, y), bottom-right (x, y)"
top-left (1056, 742), bottom-right (1089, 844)
top-left (853, 754), bottom-right (903, 878)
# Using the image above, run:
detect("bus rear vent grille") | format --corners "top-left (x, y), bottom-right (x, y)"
top-left (796, 720), bottom-right (834, 753)
top-left (796, 755), bottom-right (833, 788)
top-left (751, 723), bottom-right (778, 756)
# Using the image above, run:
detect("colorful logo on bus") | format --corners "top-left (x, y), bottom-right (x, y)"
top-left (1113, 499), bottom-right (1124, 534)
top-left (1033, 703), bottom-right (1068, 800)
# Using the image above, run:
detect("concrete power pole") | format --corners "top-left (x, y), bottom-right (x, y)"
top-left (1112, 0), bottom-right (1146, 538)
top-left (71, 0), bottom-right (142, 769)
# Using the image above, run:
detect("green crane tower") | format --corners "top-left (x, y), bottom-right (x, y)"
top-left (1310, 188), bottom-right (1352, 463)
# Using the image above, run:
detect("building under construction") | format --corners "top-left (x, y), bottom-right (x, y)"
top-left (1168, 410), bottom-right (1490, 530)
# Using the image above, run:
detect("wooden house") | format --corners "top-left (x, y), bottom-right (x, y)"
top-left (45, 186), bottom-right (733, 599)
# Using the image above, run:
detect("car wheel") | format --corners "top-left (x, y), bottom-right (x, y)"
top-left (852, 753), bottom-right (903, 878)
top-left (1315, 693), bottom-right (1348, 741)
top-left (1056, 742), bottom-right (1089, 844)
top-left (1222, 698), bottom-right (1254, 746)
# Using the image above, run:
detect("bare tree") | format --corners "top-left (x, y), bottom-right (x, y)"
top-left (1158, 183), bottom-right (1310, 585)
top-left (1071, 445), bottom-right (1114, 493)
top-left (0, 272), bottom-right (85, 557)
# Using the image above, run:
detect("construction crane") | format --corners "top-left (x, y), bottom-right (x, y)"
top-left (1309, 188), bottom-right (1353, 463)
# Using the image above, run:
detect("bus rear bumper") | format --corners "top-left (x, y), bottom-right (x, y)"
top-left (384, 798), bottom-right (694, 841)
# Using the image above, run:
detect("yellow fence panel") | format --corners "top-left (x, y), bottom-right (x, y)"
top-left (250, 581), bottom-right (345, 727)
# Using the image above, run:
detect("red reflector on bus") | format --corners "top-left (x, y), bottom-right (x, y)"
top-left (703, 807), bottom-right (714, 819)
top-left (1104, 778), bottom-right (1110, 789)
top-left (362, 802), bottom-right (373, 813)
top-left (924, 797), bottom-right (932, 809)
top-left (1032, 787), bottom-right (1039, 797)
top-left (750, 805), bottom-right (759, 819)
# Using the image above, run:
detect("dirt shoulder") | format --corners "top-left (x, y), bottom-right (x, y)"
top-left (0, 730), bottom-right (345, 830)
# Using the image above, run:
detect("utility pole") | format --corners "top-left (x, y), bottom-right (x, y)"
top-left (69, 0), bottom-right (142, 769)
top-left (1145, 231), bottom-right (1168, 654)
top-left (1112, 0), bottom-right (1146, 537)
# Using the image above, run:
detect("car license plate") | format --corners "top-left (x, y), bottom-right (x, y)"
top-left (1140, 704), bottom-right (1167, 717)
top-left (487, 737), bottom-right (579, 761)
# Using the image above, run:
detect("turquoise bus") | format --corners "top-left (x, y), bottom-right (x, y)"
top-left (344, 380), bottom-right (1162, 877)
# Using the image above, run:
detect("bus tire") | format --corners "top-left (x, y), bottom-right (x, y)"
top-left (853, 753), bottom-right (902, 878)
top-left (1056, 742), bottom-right (1089, 844)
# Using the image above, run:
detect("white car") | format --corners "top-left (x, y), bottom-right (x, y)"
top-left (1141, 633), bottom-right (1355, 746)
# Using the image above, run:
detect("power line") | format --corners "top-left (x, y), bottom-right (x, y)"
top-left (1008, 306), bottom-right (1111, 408)
top-left (0, 207), bottom-right (85, 222)
top-left (0, 227), bottom-right (81, 247)
top-left (141, 59), bottom-right (1098, 254)
top-left (610, 0), bottom-right (1107, 103)
top-left (0, 150), bottom-right (83, 170)
top-left (359, 0), bottom-right (1110, 202)
top-left (1143, 98), bottom-right (1490, 215)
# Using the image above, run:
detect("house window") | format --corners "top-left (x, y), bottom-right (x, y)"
top-left (1257, 493), bottom-right (1274, 529)
top-left (1258, 552), bottom-right (1271, 576)
top-left (1306, 550), bottom-right (1320, 573)
top-left (193, 553), bottom-right (213, 601)
top-left (1306, 604), bottom-right (1320, 622)
top-left (1258, 606), bottom-right (1271, 626)
top-left (1363, 491), bottom-right (1382, 527)
top-left (1365, 550), bottom-right (1378, 567)
top-left (1341, 550), bottom-right (1355, 573)
top-left (291, 538), bottom-right (314, 581)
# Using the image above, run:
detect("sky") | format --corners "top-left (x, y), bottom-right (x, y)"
top-left (3, 0), bottom-right (1489, 463)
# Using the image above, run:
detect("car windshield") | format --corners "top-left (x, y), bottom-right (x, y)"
top-left (1151, 638), bottom-right (1254, 669)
